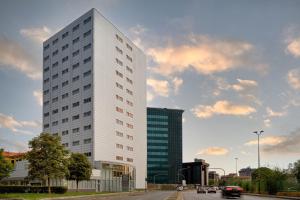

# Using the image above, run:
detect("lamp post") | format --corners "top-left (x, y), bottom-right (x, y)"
top-left (177, 167), bottom-right (190, 184)
top-left (235, 158), bottom-right (238, 177)
top-left (253, 130), bottom-right (264, 168)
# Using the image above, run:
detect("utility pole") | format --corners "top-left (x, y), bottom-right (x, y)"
top-left (235, 158), bottom-right (238, 176)
top-left (253, 130), bottom-right (264, 168)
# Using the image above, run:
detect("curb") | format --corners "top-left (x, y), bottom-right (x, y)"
top-left (244, 193), bottom-right (300, 200)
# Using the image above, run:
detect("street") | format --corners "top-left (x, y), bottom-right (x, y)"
top-left (182, 190), bottom-right (283, 200)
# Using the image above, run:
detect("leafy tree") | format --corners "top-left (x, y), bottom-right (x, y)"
top-left (0, 149), bottom-right (13, 180)
top-left (293, 160), bottom-right (300, 183)
top-left (26, 133), bottom-right (69, 193)
top-left (67, 153), bottom-right (92, 191)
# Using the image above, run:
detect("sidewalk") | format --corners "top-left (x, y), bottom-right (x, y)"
top-left (244, 193), bottom-right (300, 200)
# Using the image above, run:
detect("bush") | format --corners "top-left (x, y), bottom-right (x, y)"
top-left (0, 186), bottom-right (67, 193)
top-left (277, 192), bottom-right (300, 197)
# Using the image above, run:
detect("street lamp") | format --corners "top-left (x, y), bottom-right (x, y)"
top-left (177, 167), bottom-right (190, 183)
top-left (253, 130), bottom-right (264, 168)
top-left (235, 158), bottom-right (238, 177)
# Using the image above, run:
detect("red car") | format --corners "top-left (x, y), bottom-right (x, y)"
top-left (222, 186), bottom-right (243, 198)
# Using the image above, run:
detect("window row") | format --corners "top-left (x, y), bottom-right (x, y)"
top-left (61, 138), bottom-right (92, 148)
top-left (116, 156), bottom-right (133, 162)
top-left (115, 119), bottom-right (134, 129)
top-left (115, 107), bottom-right (133, 118)
top-left (115, 70), bottom-right (133, 84)
top-left (115, 34), bottom-right (133, 52)
top-left (115, 131), bottom-right (134, 140)
top-left (116, 144), bottom-right (134, 151)
top-left (115, 82), bottom-right (133, 96)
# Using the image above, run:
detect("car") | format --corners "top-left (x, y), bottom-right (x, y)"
top-left (207, 186), bottom-right (217, 193)
top-left (176, 185), bottom-right (183, 191)
top-left (222, 186), bottom-right (243, 198)
top-left (197, 186), bottom-right (207, 193)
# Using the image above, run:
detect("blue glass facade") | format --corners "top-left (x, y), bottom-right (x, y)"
top-left (147, 107), bottom-right (184, 184)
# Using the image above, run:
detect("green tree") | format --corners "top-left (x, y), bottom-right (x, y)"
top-left (67, 153), bottom-right (92, 192)
top-left (293, 160), bottom-right (300, 183)
top-left (26, 133), bottom-right (69, 193)
top-left (0, 149), bottom-right (13, 180)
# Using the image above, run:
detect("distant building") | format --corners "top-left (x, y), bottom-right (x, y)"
top-left (147, 107), bottom-right (184, 184)
top-left (3, 152), bottom-right (26, 166)
top-left (239, 167), bottom-right (256, 177)
top-left (182, 159), bottom-right (209, 186)
top-left (208, 171), bottom-right (220, 185)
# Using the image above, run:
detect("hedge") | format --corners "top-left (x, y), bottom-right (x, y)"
top-left (0, 186), bottom-right (68, 193)
top-left (277, 192), bottom-right (300, 197)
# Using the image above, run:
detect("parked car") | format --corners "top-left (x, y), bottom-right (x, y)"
top-left (197, 186), bottom-right (207, 193)
top-left (207, 186), bottom-right (217, 193)
top-left (222, 186), bottom-right (243, 198)
top-left (177, 185), bottom-right (183, 191)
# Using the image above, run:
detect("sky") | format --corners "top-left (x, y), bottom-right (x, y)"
top-left (0, 0), bottom-right (300, 175)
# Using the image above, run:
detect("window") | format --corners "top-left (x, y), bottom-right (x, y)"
top-left (62, 80), bottom-right (69, 87)
top-left (52, 97), bottom-right (58, 103)
top-left (44, 44), bottom-right (49, 51)
top-left (116, 143), bottom-right (123, 149)
top-left (116, 95), bottom-right (123, 102)
top-left (62, 31), bottom-right (69, 39)
top-left (83, 111), bottom-right (91, 117)
top-left (116, 119), bottom-right (123, 125)
top-left (72, 24), bottom-right (80, 32)
top-left (44, 55), bottom-right (49, 61)
top-left (52, 73), bottom-right (58, 80)
top-left (84, 70), bottom-right (92, 77)
top-left (84, 152), bottom-right (91, 157)
top-left (127, 158), bottom-right (133, 162)
top-left (52, 121), bottom-right (58, 126)
top-left (116, 46), bottom-right (123, 54)
top-left (83, 57), bottom-right (91, 64)
top-left (116, 82), bottom-right (123, 90)
top-left (52, 49), bottom-right (58, 56)
top-left (43, 101), bottom-right (49, 106)
top-left (72, 141), bottom-right (80, 146)
top-left (116, 34), bottom-right (123, 43)
top-left (126, 112), bottom-right (133, 118)
top-left (62, 44), bottom-right (69, 51)
top-left (62, 56), bottom-right (68, 63)
top-left (73, 37), bottom-right (80, 44)
top-left (72, 75), bottom-right (80, 82)
top-left (44, 124), bottom-right (49, 128)
top-left (44, 67), bottom-right (49, 72)
top-left (127, 135), bottom-right (133, 140)
top-left (62, 105), bottom-right (68, 111)
top-left (43, 112), bottom-right (49, 117)
top-left (52, 38), bottom-right (58, 45)
top-left (84, 16), bottom-right (91, 24)
top-left (72, 62), bottom-right (80, 69)
top-left (72, 88), bottom-right (80, 95)
top-left (127, 146), bottom-right (133, 151)
top-left (116, 131), bottom-right (123, 137)
top-left (116, 70), bottom-right (123, 78)
top-left (52, 85), bottom-right (58, 91)
top-left (72, 50), bottom-right (79, 57)
top-left (72, 115), bottom-right (79, 120)
top-left (43, 90), bottom-right (49, 95)
top-left (83, 43), bottom-right (91, 51)
top-left (62, 143), bottom-right (69, 147)
top-left (83, 30), bottom-right (91, 38)
top-left (44, 78), bottom-right (49, 84)
top-left (52, 61), bottom-right (58, 68)
top-left (72, 101), bottom-right (80, 107)
top-left (83, 97), bottom-right (91, 103)
top-left (62, 118), bottom-right (68, 123)
top-left (62, 130), bottom-right (69, 136)
top-left (126, 66), bottom-right (133, 73)
top-left (126, 123), bottom-right (133, 129)
top-left (83, 84), bottom-right (91, 90)
top-left (52, 109), bottom-right (58, 114)
top-left (62, 69), bottom-right (69, 76)
top-left (84, 125), bottom-right (91, 130)
top-left (126, 77), bottom-right (133, 84)
top-left (116, 107), bottom-right (123, 113)
top-left (126, 89), bottom-right (133, 95)
top-left (126, 55), bottom-right (133, 62)
top-left (62, 93), bottom-right (69, 99)
top-left (116, 58), bottom-right (123, 66)
top-left (126, 43), bottom-right (133, 51)
top-left (116, 156), bottom-right (123, 161)
top-left (72, 128), bottom-right (80, 133)
top-left (84, 138), bottom-right (92, 144)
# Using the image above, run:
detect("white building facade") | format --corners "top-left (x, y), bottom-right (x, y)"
top-left (42, 8), bottom-right (146, 189)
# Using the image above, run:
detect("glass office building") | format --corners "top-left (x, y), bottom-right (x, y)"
top-left (147, 107), bottom-right (184, 184)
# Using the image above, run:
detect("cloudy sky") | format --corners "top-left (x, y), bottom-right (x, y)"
top-left (1, 0), bottom-right (300, 174)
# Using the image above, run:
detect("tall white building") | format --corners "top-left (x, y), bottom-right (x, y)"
top-left (42, 8), bottom-right (146, 189)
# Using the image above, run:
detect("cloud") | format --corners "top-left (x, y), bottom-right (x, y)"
top-left (266, 107), bottom-right (286, 117)
top-left (129, 24), bottom-right (147, 36)
top-left (148, 35), bottom-right (254, 76)
top-left (232, 79), bottom-right (258, 91)
top-left (33, 90), bottom-right (43, 106)
top-left (245, 136), bottom-right (286, 146)
top-left (20, 26), bottom-right (52, 43)
top-left (147, 78), bottom-right (169, 97)
top-left (0, 113), bottom-right (41, 135)
top-left (262, 129), bottom-right (300, 154)
top-left (191, 100), bottom-right (256, 119)
top-left (172, 77), bottom-right (183, 94)
top-left (0, 37), bottom-right (41, 80)
top-left (286, 37), bottom-right (300, 57)
top-left (0, 137), bottom-right (28, 152)
top-left (197, 147), bottom-right (229, 155)
top-left (264, 119), bottom-right (271, 127)
top-left (287, 68), bottom-right (300, 90)
top-left (147, 91), bottom-right (154, 102)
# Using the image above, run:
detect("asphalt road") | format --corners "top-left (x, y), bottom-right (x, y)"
top-left (182, 190), bottom-right (285, 200)
top-left (52, 191), bottom-right (175, 200)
